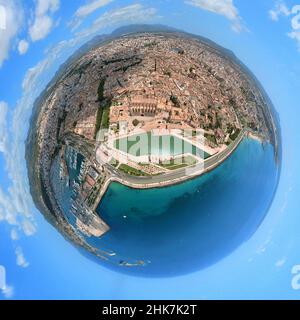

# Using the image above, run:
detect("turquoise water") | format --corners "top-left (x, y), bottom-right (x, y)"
top-left (115, 132), bottom-right (210, 159)
top-left (94, 137), bottom-right (279, 276)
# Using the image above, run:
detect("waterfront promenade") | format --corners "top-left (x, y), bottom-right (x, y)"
top-left (104, 129), bottom-right (246, 187)
top-left (65, 129), bottom-right (248, 211)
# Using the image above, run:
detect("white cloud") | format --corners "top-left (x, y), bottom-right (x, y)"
top-left (22, 219), bottom-right (36, 236)
top-left (0, 3), bottom-right (6, 30)
top-left (0, 0), bottom-right (23, 66)
top-left (10, 228), bottom-right (19, 240)
top-left (0, 99), bottom-right (37, 246)
top-left (35, 0), bottom-right (59, 15)
top-left (29, 0), bottom-right (60, 42)
top-left (0, 0), bottom-right (59, 65)
top-left (0, 1), bottom-right (70, 250)
top-left (76, 0), bottom-right (114, 17)
top-left (0, 188), bottom-right (17, 225)
top-left (256, 236), bottom-right (272, 255)
top-left (275, 257), bottom-right (286, 268)
top-left (77, 4), bottom-right (158, 38)
top-left (0, 5), bottom-right (7, 30)
top-left (288, 8), bottom-right (300, 50)
top-left (2, 285), bottom-right (14, 299)
top-left (18, 39), bottom-right (29, 55)
top-left (30, 15), bottom-right (53, 41)
top-left (0, 36), bottom-right (66, 253)
top-left (270, 3), bottom-right (300, 52)
top-left (70, 0), bottom-right (114, 30)
top-left (15, 247), bottom-right (29, 268)
top-left (0, 101), bottom-right (8, 153)
top-left (185, 0), bottom-right (244, 32)
top-left (35, 3), bottom-right (158, 77)
top-left (269, 1), bottom-right (291, 21)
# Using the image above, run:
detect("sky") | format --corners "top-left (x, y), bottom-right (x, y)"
top-left (0, 0), bottom-right (300, 299)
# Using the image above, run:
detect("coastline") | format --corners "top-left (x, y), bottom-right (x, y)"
top-left (23, 25), bottom-right (282, 272)
top-left (247, 131), bottom-right (264, 143)
top-left (93, 131), bottom-right (279, 276)
top-left (93, 129), bottom-right (260, 212)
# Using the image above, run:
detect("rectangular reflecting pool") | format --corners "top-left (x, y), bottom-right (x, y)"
top-left (114, 132), bottom-right (210, 159)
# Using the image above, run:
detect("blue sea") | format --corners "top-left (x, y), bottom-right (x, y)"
top-left (50, 137), bottom-right (279, 277)
top-left (92, 137), bottom-right (279, 277)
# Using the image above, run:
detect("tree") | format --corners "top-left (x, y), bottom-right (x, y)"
top-left (132, 119), bottom-right (139, 126)
top-left (170, 95), bottom-right (180, 107)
